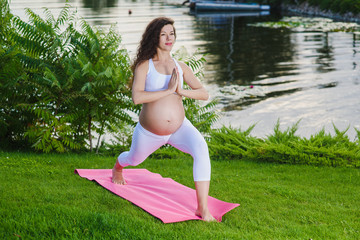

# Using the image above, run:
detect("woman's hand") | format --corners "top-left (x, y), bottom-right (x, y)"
top-left (175, 67), bottom-right (183, 95)
top-left (167, 68), bottom-right (178, 93)
top-left (174, 61), bottom-right (209, 100)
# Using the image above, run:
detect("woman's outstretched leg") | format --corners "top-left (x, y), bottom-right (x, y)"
top-left (168, 119), bottom-right (215, 222)
top-left (195, 181), bottom-right (216, 222)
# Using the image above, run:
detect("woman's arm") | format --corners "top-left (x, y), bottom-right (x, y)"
top-left (176, 62), bottom-right (209, 100)
top-left (132, 61), bottom-right (178, 105)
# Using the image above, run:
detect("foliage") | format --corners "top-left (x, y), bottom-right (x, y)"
top-left (183, 97), bottom-right (219, 136)
top-left (0, 0), bottom-right (11, 40)
top-left (0, 0), bottom-right (31, 149)
top-left (208, 124), bottom-right (260, 160)
top-left (259, 0), bottom-right (360, 14)
top-left (308, 0), bottom-right (360, 14)
top-left (208, 119), bottom-right (360, 168)
top-left (2, 2), bottom-right (135, 152)
top-left (67, 20), bottom-right (135, 152)
top-left (99, 123), bottom-right (135, 156)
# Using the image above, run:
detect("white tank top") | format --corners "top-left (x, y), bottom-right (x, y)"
top-left (145, 58), bottom-right (184, 92)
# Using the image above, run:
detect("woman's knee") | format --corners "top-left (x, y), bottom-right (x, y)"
top-left (127, 156), bottom-right (145, 166)
top-left (117, 152), bottom-right (146, 167)
top-left (190, 137), bottom-right (209, 157)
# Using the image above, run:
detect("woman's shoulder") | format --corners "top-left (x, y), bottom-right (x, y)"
top-left (174, 59), bottom-right (185, 66)
top-left (135, 59), bottom-right (150, 73)
top-left (176, 60), bottom-right (190, 72)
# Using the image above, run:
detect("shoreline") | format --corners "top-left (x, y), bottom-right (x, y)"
top-left (281, 2), bottom-right (360, 23)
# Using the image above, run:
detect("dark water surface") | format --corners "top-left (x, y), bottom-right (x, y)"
top-left (9, 0), bottom-right (360, 139)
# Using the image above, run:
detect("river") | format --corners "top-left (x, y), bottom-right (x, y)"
top-left (9, 0), bottom-right (360, 140)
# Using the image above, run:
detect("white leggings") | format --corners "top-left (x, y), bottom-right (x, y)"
top-left (117, 118), bottom-right (211, 181)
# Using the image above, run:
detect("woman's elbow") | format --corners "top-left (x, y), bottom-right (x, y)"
top-left (132, 94), bottom-right (142, 105)
top-left (202, 89), bottom-right (209, 100)
top-left (132, 98), bottom-right (139, 105)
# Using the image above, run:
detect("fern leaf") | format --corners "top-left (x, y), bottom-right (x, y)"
top-left (43, 7), bottom-right (55, 26)
top-left (55, 4), bottom-right (71, 28)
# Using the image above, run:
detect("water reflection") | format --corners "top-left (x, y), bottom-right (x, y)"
top-left (192, 14), bottom-right (297, 86)
top-left (315, 33), bottom-right (335, 73)
top-left (82, 0), bottom-right (118, 10)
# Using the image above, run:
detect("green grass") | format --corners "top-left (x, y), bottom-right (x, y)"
top-left (1, 151), bottom-right (359, 239)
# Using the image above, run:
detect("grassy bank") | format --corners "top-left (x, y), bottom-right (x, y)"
top-left (277, 0), bottom-right (360, 23)
top-left (266, 0), bottom-right (360, 15)
top-left (1, 151), bottom-right (359, 239)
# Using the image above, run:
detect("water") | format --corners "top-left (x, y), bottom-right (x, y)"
top-left (9, 0), bottom-right (360, 140)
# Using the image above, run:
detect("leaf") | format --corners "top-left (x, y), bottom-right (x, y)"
top-left (104, 66), bottom-right (112, 78)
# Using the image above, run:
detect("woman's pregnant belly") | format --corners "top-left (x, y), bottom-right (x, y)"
top-left (139, 94), bottom-right (185, 135)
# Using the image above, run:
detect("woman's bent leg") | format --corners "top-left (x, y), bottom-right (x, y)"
top-left (168, 119), bottom-right (215, 221)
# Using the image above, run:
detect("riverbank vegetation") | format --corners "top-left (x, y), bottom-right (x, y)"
top-left (1, 151), bottom-right (359, 239)
top-left (208, 121), bottom-right (360, 168)
top-left (263, 0), bottom-right (360, 15)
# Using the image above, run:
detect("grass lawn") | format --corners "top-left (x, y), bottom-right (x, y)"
top-left (1, 151), bottom-right (359, 239)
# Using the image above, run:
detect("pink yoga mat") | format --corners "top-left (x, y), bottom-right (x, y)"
top-left (75, 169), bottom-right (239, 223)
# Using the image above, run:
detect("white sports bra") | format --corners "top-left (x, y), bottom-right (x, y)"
top-left (145, 58), bottom-right (184, 92)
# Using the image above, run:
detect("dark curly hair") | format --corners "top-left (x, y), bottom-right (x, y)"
top-left (131, 17), bottom-right (176, 73)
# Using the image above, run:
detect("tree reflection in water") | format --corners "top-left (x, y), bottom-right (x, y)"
top-left (190, 12), bottom-right (297, 86)
top-left (82, 0), bottom-right (118, 11)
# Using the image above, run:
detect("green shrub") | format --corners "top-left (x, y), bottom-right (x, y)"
top-left (340, 0), bottom-right (360, 14)
top-left (265, 0), bottom-right (360, 15)
top-left (307, 0), bottom-right (360, 14)
top-left (6, 3), bottom-right (135, 152)
top-left (319, 0), bottom-right (332, 10)
top-left (208, 124), bottom-right (260, 160)
top-left (208, 120), bottom-right (360, 168)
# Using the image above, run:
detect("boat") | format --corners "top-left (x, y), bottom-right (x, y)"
top-left (188, 0), bottom-right (270, 11)
top-left (189, 10), bottom-right (270, 18)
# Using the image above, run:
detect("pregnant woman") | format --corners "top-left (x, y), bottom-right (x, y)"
top-left (112, 17), bottom-right (215, 222)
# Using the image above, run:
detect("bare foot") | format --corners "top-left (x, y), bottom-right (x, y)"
top-left (195, 208), bottom-right (217, 222)
top-left (112, 160), bottom-right (126, 185)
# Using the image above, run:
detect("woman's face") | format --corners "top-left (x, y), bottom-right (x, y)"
top-left (158, 24), bottom-right (175, 51)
